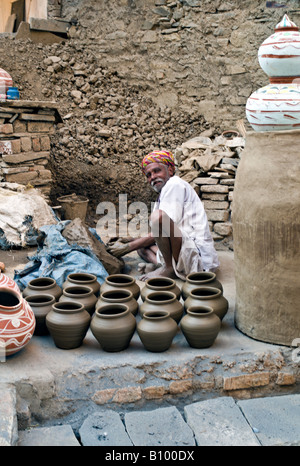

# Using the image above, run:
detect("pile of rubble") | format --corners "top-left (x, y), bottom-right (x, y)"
top-left (175, 132), bottom-right (245, 245)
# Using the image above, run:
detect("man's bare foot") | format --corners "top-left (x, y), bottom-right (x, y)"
top-left (137, 263), bottom-right (160, 274)
top-left (139, 265), bottom-right (176, 282)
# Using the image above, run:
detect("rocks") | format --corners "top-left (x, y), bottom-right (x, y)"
top-left (176, 132), bottom-right (244, 243)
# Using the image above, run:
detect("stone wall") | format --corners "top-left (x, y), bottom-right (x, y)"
top-left (0, 101), bottom-right (61, 196)
top-left (61, 0), bottom-right (300, 129)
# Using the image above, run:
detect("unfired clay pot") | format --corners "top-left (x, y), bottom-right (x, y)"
top-left (25, 294), bottom-right (56, 335)
top-left (184, 287), bottom-right (228, 321)
top-left (90, 303), bottom-right (136, 352)
top-left (139, 291), bottom-right (183, 323)
top-left (23, 277), bottom-right (62, 300)
top-left (180, 305), bottom-right (221, 348)
top-left (46, 301), bottom-right (90, 349)
top-left (96, 289), bottom-right (138, 316)
top-left (137, 310), bottom-right (178, 352)
top-left (140, 277), bottom-right (181, 301)
top-left (59, 285), bottom-right (97, 315)
top-left (0, 288), bottom-right (36, 356)
top-left (100, 274), bottom-right (140, 300)
top-left (181, 272), bottom-right (223, 300)
top-left (63, 272), bottom-right (100, 296)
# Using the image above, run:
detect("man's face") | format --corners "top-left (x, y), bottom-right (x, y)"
top-left (144, 162), bottom-right (173, 193)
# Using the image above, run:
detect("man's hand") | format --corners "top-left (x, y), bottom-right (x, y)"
top-left (106, 240), bottom-right (131, 258)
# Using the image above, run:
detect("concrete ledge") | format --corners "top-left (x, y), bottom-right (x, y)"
top-left (0, 385), bottom-right (18, 446)
top-left (17, 425), bottom-right (80, 446)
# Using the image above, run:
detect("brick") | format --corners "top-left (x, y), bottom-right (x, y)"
top-left (0, 124), bottom-right (13, 134)
top-left (169, 380), bottom-right (193, 394)
top-left (203, 200), bottom-right (229, 210)
top-left (6, 171), bottom-right (38, 184)
top-left (193, 177), bottom-right (219, 185)
top-left (276, 372), bottom-right (296, 386)
top-left (112, 387), bottom-right (142, 403)
top-left (92, 388), bottom-right (117, 405)
top-left (201, 185), bottom-right (229, 193)
top-left (32, 137), bottom-right (41, 151)
top-left (223, 372), bottom-right (270, 391)
top-left (214, 222), bottom-right (232, 236)
top-left (202, 193), bottom-right (228, 201)
top-left (3, 151), bottom-right (50, 164)
top-left (13, 120), bottom-right (27, 132)
top-left (21, 136), bottom-right (32, 152)
top-left (11, 139), bottom-right (21, 153)
top-left (27, 121), bottom-right (54, 133)
top-left (40, 136), bottom-right (51, 150)
top-left (143, 386), bottom-right (168, 399)
top-left (206, 210), bottom-right (229, 222)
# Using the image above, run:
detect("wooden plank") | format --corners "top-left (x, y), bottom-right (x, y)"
top-left (11, 0), bottom-right (25, 32)
top-left (25, 0), bottom-right (47, 22)
top-left (29, 17), bottom-right (70, 34)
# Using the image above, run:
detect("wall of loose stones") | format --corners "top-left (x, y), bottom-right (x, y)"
top-left (62, 0), bottom-right (300, 128)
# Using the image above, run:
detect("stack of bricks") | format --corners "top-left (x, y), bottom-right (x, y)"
top-left (175, 134), bottom-right (245, 245)
top-left (0, 101), bottom-right (61, 197)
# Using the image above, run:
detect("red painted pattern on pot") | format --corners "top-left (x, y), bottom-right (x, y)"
top-left (0, 288), bottom-right (35, 356)
top-left (0, 68), bottom-right (13, 95)
top-left (0, 273), bottom-right (21, 295)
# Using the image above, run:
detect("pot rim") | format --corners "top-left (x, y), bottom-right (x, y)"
top-left (52, 301), bottom-right (85, 313)
top-left (145, 291), bottom-right (177, 303)
top-left (28, 277), bottom-right (56, 289)
top-left (186, 272), bottom-right (216, 283)
top-left (143, 310), bottom-right (171, 320)
top-left (25, 293), bottom-right (56, 306)
top-left (186, 305), bottom-right (215, 316)
top-left (145, 277), bottom-right (176, 289)
top-left (105, 274), bottom-right (135, 286)
top-left (95, 303), bottom-right (130, 318)
top-left (189, 286), bottom-right (221, 299)
top-left (100, 289), bottom-right (133, 302)
top-left (0, 287), bottom-right (22, 311)
top-left (63, 285), bottom-right (94, 297)
top-left (67, 272), bottom-right (97, 283)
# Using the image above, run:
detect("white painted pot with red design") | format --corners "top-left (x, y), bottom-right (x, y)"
top-left (0, 68), bottom-right (13, 95)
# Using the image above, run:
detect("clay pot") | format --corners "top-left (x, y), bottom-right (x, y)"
top-left (25, 294), bottom-right (56, 336)
top-left (59, 285), bottom-right (97, 315)
top-left (181, 272), bottom-right (223, 300)
top-left (63, 272), bottom-right (100, 296)
top-left (0, 272), bottom-right (21, 295)
top-left (0, 68), bottom-right (13, 95)
top-left (96, 289), bottom-right (138, 316)
top-left (90, 303), bottom-right (136, 352)
top-left (140, 277), bottom-right (181, 301)
top-left (180, 306), bottom-right (221, 348)
top-left (184, 287), bottom-right (228, 321)
top-left (100, 274), bottom-right (140, 300)
top-left (137, 310), bottom-right (178, 352)
top-left (23, 277), bottom-right (62, 301)
top-left (139, 291), bottom-right (183, 323)
top-left (0, 288), bottom-right (35, 356)
top-left (46, 301), bottom-right (90, 350)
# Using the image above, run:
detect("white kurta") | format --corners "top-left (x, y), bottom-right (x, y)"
top-left (152, 175), bottom-right (219, 279)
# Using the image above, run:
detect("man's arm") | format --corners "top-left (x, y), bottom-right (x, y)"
top-left (107, 234), bottom-right (156, 258)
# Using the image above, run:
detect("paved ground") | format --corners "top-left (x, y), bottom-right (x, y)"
top-left (0, 247), bottom-right (299, 447)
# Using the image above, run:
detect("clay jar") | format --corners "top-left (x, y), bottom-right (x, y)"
top-left (180, 306), bottom-right (221, 348)
top-left (100, 274), bottom-right (140, 300)
top-left (181, 272), bottom-right (223, 300)
top-left (137, 310), bottom-right (178, 352)
top-left (140, 277), bottom-right (181, 302)
top-left (46, 301), bottom-right (90, 349)
top-left (59, 285), bottom-right (97, 315)
top-left (63, 272), bottom-right (100, 296)
top-left (23, 277), bottom-right (62, 301)
top-left (0, 288), bottom-right (36, 356)
top-left (90, 303), bottom-right (136, 352)
top-left (96, 289), bottom-right (138, 316)
top-left (184, 287), bottom-right (228, 321)
top-left (139, 291), bottom-right (183, 323)
top-left (25, 294), bottom-right (56, 336)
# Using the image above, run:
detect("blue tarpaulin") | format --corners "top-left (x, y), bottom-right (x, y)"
top-left (14, 221), bottom-right (108, 290)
